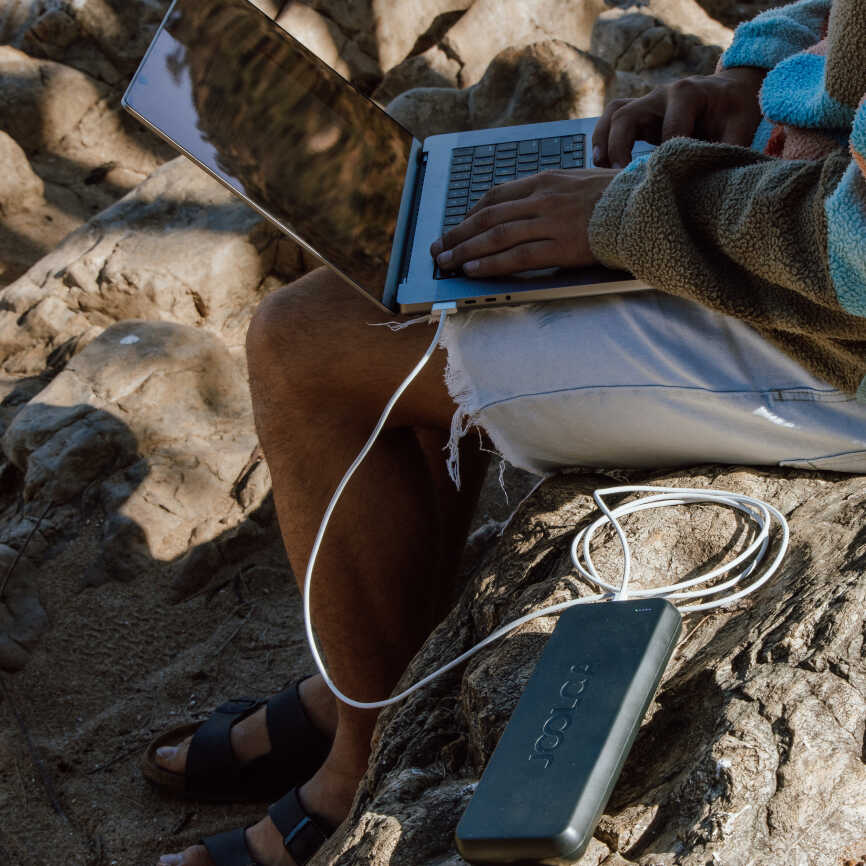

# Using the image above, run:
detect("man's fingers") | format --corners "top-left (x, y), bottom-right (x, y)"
top-left (436, 216), bottom-right (548, 271)
top-left (720, 116), bottom-right (757, 147)
top-left (466, 174), bottom-right (540, 215)
top-left (435, 197), bottom-right (540, 256)
top-left (458, 239), bottom-right (561, 277)
top-left (591, 99), bottom-right (630, 167)
top-left (606, 100), bottom-right (662, 169)
top-left (661, 82), bottom-right (702, 142)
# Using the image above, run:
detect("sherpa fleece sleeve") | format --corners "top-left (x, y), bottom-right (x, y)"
top-left (826, 103), bottom-right (866, 317)
top-left (720, 0), bottom-right (831, 71)
top-left (588, 138), bottom-right (866, 394)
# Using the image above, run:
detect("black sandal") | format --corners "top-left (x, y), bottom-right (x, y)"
top-left (201, 788), bottom-right (333, 866)
top-left (142, 680), bottom-right (331, 802)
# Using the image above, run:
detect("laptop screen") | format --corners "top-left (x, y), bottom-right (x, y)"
top-left (125, 0), bottom-right (414, 297)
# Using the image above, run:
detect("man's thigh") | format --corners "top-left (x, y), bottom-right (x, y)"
top-left (247, 267), bottom-right (457, 431)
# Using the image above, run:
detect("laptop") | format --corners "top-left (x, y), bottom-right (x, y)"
top-left (122, 0), bottom-right (654, 315)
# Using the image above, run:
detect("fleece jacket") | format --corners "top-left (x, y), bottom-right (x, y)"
top-left (588, 0), bottom-right (866, 400)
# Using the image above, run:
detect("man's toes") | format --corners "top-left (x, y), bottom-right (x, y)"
top-left (155, 736), bottom-right (191, 773)
top-left (158, 844), bottom-right (213, 866)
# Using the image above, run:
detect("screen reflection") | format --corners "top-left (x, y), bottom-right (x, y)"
top-left (143, 0), bottom-right (413, 295)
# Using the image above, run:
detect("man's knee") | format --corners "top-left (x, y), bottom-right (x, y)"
top-left (246, 268), bottom-right (348, 374)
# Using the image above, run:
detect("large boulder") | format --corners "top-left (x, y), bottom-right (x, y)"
top-left (2, 321), bottom-right (270, 580)
top-left (592, 10), bottom-right (723, 88)
top-left (320, 467), bottom-right (866, 865)
top-left (378, 0), bottom-right (728, 105)
top-left (387, 40), bottom-right (640, 139)
top-left (0, 0), bottom-right (172, 87)
top-left (272, 2), bottom-right (382, 90)
top-left (0, 131), bottom-right (81, 288)
top-left (691, 0), bottom-right (779, 29)
top-left (0, 45), bottom-right (173, 284)
top-left (0, 156), bottom-right (307, 378)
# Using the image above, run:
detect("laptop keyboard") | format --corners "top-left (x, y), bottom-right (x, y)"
top-left (442, 134), bottom-right (586, 234)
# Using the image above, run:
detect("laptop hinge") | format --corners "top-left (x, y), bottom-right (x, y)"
top-left (382, 140), bottom-right (425, 312)
top-left (399, 148), bottom-right (427, 286)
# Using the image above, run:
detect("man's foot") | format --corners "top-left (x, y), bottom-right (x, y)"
top-left (157, 762), bottom-right (358, 866)
top-left (158, 811), bottom-right (295, 866)
top-left (154, 676), bottom-right (338, 777)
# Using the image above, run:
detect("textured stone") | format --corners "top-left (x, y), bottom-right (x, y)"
top-left (0, 157), bottom-right (304, 378)
top-left (438, 0), bottom-right (610, 87)
top-left (2, 320), bottom-right (269, 577)
top-left (320, 467), bottom-right (866, 865)
top-left (0, 0), bottom-right (172, 87)
top-left (0, 132), bottom-right (43, 209)
top-left (0, 544), bottom-right (48, 672)
top-left (388, 40), bottom-right (616, 138)
top-left (0, 131), bottom-right (83, 289)
top-left (0, 44), bottom-right (172, 283)
top-left (275, 2), bottom-right (379, 87)
top-left (592, 10), bottom-right (722, 87)
top-left (0, 46), bottom-right (163, 178)
top-left (373, 48), bottom-right (464, 105)
top-left (690, 0), bottom-right (778, 29)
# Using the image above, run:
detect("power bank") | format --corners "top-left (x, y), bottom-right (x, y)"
top-left (454, 598), bottom-right (682, 864)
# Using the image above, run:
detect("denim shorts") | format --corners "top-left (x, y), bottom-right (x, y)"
top-left (440, 292), bottom-right (866, 479)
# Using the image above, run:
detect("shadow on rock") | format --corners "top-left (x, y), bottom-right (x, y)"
top-left (0, 318), bottom-right (279, 671)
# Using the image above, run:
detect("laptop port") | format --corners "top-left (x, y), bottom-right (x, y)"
top-left (485, 297), bottom-right (496, 302)
top-left (464, 299), bottom-right (476, 305)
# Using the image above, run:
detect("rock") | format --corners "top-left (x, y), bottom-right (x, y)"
top-left (320, 467), bottom-right (866, 865)
top-left (2, 320), bottom-right (269, 577)
top-left (302, 0), bottom-right (470, 77)
top-left (391, 0), bottom-right (730, 93)
top-left (592, 10), bottom-right (722, 87)
top-left (690, 0), bottom-right (778, 29)
top-left (436, 0), bottom-right (610, 87)
top-left (0, 0), bottom-right (172, 88)
top-left (1, 402), bottom-right (138, 503)
top-left (0, 156), bottom-right (306, 378)
top-left (371, 0), bottom-right (472, 72)
top-left (0, 44), bottom-right (168, 179)
top-left (373, 50), bottom-right (464, 105)
top-left (467, 42), bottom-right (614, 129)
top-left (0, 45), bottom-right (173, 275)
top-left (0, 544), bottom-right (48, 672)
top-left (0, 131), bottom-right (83, 290)
top-left (388, 40), bottom-right (617, 138)
top-left (275, 2), bottom-right (380, 89)
top-left (0, 132), bottom-right (44, 208)
top-left (639, 0), bottom-right (732, 48)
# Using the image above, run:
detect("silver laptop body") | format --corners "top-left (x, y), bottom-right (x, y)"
top-left (122, 0), bottom-right (652, 315)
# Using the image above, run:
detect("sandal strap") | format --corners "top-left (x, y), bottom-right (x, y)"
top-left (265, 680), bottom-right (331, 781)
top-left (202, 827), bottom-right (261, 866)
top-left (269, 788), bottom-right (332, 866)
top-left (186, 697), bottom-right (262, 796)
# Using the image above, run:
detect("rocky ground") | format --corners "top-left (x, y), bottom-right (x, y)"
top-left (1, 1), bottom-right (864, 865)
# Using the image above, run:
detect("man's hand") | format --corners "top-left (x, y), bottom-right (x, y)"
top-left (430, 168), bottom-right (620, 277)
top-left (592, 66), bottom-right (768, 169)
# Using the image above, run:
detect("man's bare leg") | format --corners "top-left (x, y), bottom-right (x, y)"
top-left (159, 268), bottom-right (487, 865)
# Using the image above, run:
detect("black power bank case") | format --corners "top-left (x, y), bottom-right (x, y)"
top-left (455, 598), bottom-right (682, 864)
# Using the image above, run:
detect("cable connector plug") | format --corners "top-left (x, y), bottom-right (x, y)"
top-left (429, 301), bottom-right (458, 323)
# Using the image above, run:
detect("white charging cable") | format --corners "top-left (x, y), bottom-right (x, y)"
top-left (302, 310), bottom-right (789, 709)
